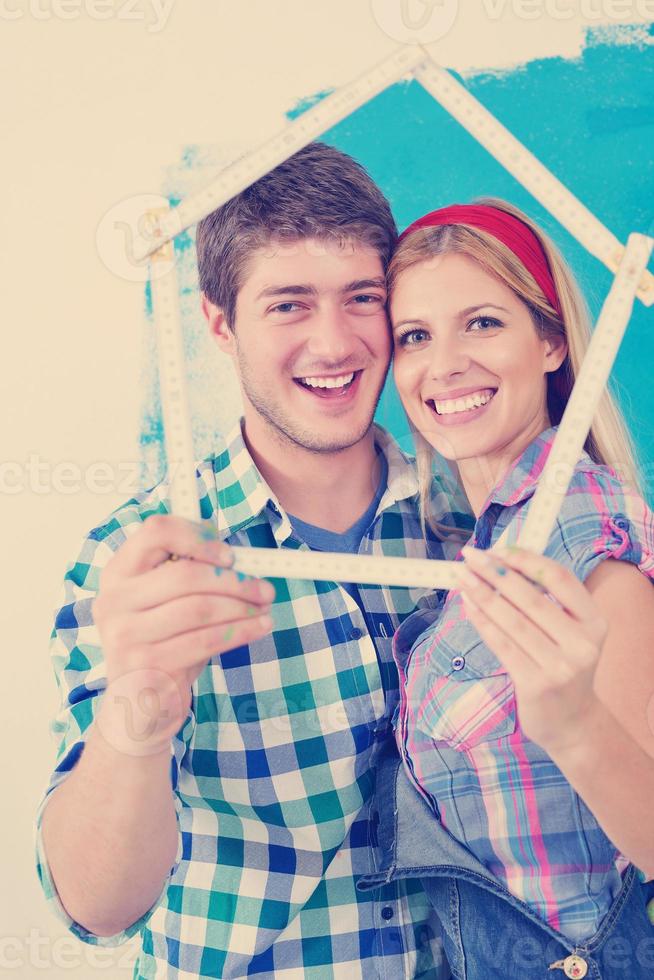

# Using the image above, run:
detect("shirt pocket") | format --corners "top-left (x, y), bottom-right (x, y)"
top-left (414, 615), bottom-right (518, 751)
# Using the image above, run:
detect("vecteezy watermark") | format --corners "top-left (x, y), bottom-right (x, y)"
top-left (371, 0), bottom-right (460, 44)
top-left (0, 456), bottom-right (167, 496)
top-left (460, 926), bottom-right (654, 971)
top-left (478, 0), bottom-right (654, 20)
top-left (371, 0), bottom-right (654, 42)
top-left (0, 0), bottom-right (175, 32)
top-left (0, 930), bottom-right (138, 970)
top-left (95, 668), bottom-right (187, 757)
top-left (96, 193), bottom-right (178, 282)
top-left (96, 678), bottom-right (373, 758)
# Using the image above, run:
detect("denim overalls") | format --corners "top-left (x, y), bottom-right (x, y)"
top-left (359, 740), bottom-right (654, 979)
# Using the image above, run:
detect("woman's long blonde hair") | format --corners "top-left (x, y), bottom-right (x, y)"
top-left (388, 197), bottom-right (642, 537)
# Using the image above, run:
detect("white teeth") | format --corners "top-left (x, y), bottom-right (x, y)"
top-left (433, 389), bottom-right (495, 416)
top-left (301, 373), bottom-right (355, 389)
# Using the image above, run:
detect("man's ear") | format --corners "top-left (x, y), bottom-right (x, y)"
top-left (543, 334), bottom-right (568, 374)
top-left (201, 293), bottom-right (235, 355)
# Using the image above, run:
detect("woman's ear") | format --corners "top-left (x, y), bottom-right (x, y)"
top-left (201, 293), bottom-right (236, 356)
top-left (543, 335), bottom-right (568, 374)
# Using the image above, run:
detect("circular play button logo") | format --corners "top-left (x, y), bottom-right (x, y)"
top-left (371, 0), bottom-right (459, 44)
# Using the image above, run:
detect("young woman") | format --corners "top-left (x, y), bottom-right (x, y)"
top-left (360, 201), bottom-right (654, 979)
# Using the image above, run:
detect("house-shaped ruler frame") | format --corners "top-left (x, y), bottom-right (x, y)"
top-left (137, 45), bottom-right (653, 589)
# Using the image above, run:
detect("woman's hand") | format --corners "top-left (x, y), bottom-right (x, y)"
top-left (457, 546), bottom-right (609, 755)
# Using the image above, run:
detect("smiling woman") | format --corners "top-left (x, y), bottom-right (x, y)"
top-left (372, 197), bottom-right (654, 979)
top-left (389, 197), bottom-right (641, 521)
top-left (391, 249), bottom-right (569, 511)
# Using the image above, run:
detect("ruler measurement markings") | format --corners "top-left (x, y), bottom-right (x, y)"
top-left (141, 54), bottom-right (652, 583)
top-left (135, 45), bottom-right (428, 260)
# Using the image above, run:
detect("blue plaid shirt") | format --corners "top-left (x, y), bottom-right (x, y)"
top-left (35, 421), bottom-right (469, 979)
top-left (396, 427), bottom-right (654, 943)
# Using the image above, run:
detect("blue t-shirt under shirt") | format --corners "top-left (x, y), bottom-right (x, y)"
top-left (286, 450), bottom-right (388, 617)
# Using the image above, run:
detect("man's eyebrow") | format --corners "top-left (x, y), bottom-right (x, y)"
top-left (255, 284), bottom-right (318, 301)
top-left (255, 278), bottom-right (386, 302)
top-left (341, 277), bottom-right (386, 293)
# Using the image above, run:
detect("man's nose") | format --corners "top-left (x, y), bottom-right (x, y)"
top-left (305, 307), bottom-right (356, 362)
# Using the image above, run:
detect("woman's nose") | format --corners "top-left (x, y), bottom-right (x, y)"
top-left (427, 335), bottom-right (471, 380)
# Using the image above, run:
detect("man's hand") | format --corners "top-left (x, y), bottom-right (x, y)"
top-left (92, 514), bottom-right (275, 755)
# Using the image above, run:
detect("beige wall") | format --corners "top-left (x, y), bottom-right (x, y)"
top-left (3, 2), bottom-right (651, 975)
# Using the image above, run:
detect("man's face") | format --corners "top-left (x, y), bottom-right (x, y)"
top-left (211, 237), bottom-right (392, 454)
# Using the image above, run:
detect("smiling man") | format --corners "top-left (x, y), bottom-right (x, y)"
top-left (202, 226), bottom-right (393, 532)
top-left (35, 142), bottom-right (468, 979)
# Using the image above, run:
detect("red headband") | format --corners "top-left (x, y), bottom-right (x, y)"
top-left (398, 204), bottom-right (561, 316)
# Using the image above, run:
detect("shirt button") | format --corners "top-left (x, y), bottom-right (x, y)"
top-left (381, 906), bottom-right (394, 920)
top-left (563, 955), bottom-right (588, 978)
top-left (451, 655), bottom-right (465, 671)
top-left (349, 627), bottom-right (363, 641)
top-left (613, 513), bottom-right (630, 532)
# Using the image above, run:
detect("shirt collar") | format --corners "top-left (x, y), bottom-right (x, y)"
top-left (208, 419), bottom-right (419, 540)
top-left (480, 424), bottom-right (593, 512)
top-left (373, 424), bottom-right (420, 508)
top-left (208, 419), bottom-right (279, 539)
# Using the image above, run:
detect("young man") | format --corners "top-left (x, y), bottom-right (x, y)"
top-left (36, 143), bottom-right (467, 978)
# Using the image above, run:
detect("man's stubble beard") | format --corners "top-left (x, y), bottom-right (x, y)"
top-left (236, 347), bottom-right (387, 456)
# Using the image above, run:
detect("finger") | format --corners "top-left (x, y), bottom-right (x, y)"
top-left (114, 557), bottom-right (276, 613)
top-left (153, 611), bottom-right (274, 668)
top-left (112, 594), bottom-right (271, 646)
top-left (461, 590), bottom-right (534, 686)
top-left (491, 546), bottom-right (598, 623)
top-left (103, 514), bottom-right (233, 580)
top-left (460, 548), bottom-right (582, 648)
top-left (458, 564), bottom-right (557, 670)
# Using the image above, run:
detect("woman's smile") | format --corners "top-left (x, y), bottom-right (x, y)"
top-left (426, 385), bottom-right (498, 425)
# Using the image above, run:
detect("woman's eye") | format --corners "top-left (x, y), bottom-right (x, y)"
top-left (396, 328), bottom-right (429, 347)
top-left (468, 316), bottom-right (503, 332)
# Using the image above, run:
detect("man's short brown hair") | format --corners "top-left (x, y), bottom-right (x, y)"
top-left (196, 142), bottom-right (397, 329)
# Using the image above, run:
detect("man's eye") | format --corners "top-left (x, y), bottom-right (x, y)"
top-left (349, 294), bottom-right (386, 316)
top-left (352, 294), bottom-right (382, 304)
top-left (270, 302), bottom-right (302, 314)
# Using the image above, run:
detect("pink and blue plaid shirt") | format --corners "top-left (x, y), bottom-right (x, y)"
top-left (395, 426), bottom-right (654, 943)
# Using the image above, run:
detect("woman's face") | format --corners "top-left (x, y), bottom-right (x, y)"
top-left (391, 252), bottom-right (567, 467)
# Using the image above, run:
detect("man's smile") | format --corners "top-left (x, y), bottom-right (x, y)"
top-left (293, 369), bottom-right (363, 399)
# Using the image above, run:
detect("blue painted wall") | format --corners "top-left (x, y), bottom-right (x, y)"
top-left (315, 25), bottom-right (654, 494)
top-left (142, 25), bottom-right (653, 499)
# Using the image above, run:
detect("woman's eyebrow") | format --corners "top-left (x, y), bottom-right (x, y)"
top-left (393, 317), bottom-right (429, 331)
top-left (459, 303), bottom-right (510, 316)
